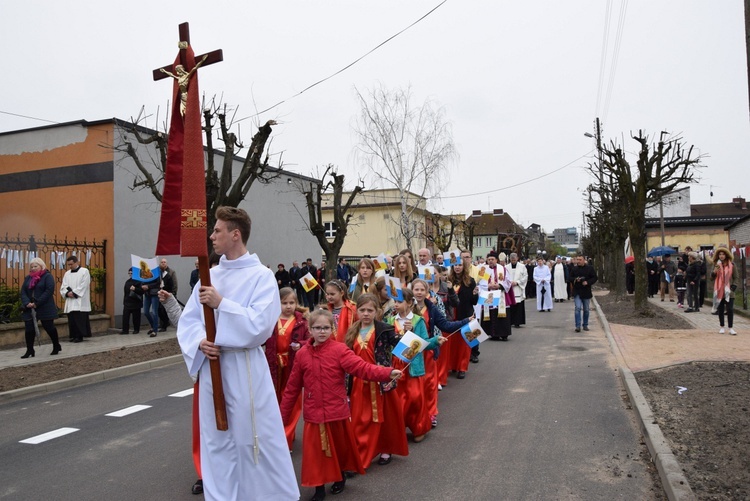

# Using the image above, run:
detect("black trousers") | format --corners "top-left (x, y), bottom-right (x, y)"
top-left (24, 318), bottom-right (60, 351)
top-left (67, 311), bottom-right (90, 340)
top-left (718, 298), bottom-right (734, 328)
top-left (122, 306), bottom-right (141, 333)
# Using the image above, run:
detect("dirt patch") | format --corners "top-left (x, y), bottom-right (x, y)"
top-left (0, 339), bottom-right (181, 392)
top-left (595, 291), bottom-right (693, 330)
top-left (636, 363), bottom-right (750, 500)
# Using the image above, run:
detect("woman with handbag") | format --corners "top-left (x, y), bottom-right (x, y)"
top-left (20, 258), bottom-right (61, 358)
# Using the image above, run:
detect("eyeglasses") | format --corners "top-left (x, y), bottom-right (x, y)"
top-left (311, 326), bottom-right (332, 333)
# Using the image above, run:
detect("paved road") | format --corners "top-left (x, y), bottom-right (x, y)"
top-left (0, 301), bottom-right (661, 500)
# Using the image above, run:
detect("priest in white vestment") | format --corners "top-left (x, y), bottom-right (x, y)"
top-left (177, 207), bottom-right (299, 501)
top-left (533, 258), bottom-right (553, 312)
top-left (552, 257), bottom-right (568, 301)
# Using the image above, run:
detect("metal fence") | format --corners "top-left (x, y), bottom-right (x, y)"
top-left (0, 234), bottom-right (107, 321)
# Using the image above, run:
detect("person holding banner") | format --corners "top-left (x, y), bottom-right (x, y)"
top-left (176, 207), bottom-right (298, 501)
top-left (344, 293), bottom-right (409, 468)
top-left (325, 279), bottom-right (357, 343)
top-left (265, 287), bottom-right (310, 450)
top-left (411, 279), bottom-right (469, 426)
top-left (281, 309), bottom-right (402, 501)
top-left (386, 288), bottom-right (446, 443)
top-left (448, 260), bottom-right (478, 374)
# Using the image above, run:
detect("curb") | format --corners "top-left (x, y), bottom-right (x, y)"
top-left (592, 297), bottom-right (696, 501)
top-left (0, 354), bottom-right (183, 404)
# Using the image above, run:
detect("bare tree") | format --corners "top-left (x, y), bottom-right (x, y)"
top-left (590, 131), bottom-right (704, 313)
top-left (109, 101), bottom-right (280, 245)
top-left (297, 165), bottom-right (364, 283)
top-left (423, 213), bottom-right (459, 253)
top-left (353, 84), bottom-right (457, 251)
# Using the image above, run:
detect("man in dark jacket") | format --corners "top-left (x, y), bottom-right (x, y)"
top-left (569, 254), bottom-right (598, 332)
top-left (122, 269), bottom-right (144, 334)
top-left (337, 257), bottom-right (352, 285)
top-left (275, 264), bottom-right (291, 289)
top-left (684, 253), bottom-right (702, 313)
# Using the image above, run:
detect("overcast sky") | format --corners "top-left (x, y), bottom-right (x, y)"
top-left (2, 1), bottom-right (749, 234)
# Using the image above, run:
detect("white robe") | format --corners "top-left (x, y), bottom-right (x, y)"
top-left (553, 263), bottom-right (567, 299)
top-left (60, 267), bottom-right (91, 312)
top-left (507, 262), bottom-right (528, 301)
top-left (177, 252), bottom-right (299, 501)
top-left (533, 265), bottom-right (553, 311)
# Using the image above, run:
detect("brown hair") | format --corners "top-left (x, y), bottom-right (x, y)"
top-left (356, 258), bottom-right (377, 285)
top-left (325, 279), bottom-right (350, 302)
top-left (396, 287), bottom-right (419, 315)
top-left (344, 293), bottom-right (381, 348)
top-left (308, 308), bottom-right (334, 329)
top-left (215, 206), bottom-right (251, 244)
top-left (449, 261), bottom-right (472, 287)
top-left (279, 287), bottom-right (308, 315)
top-left (393, 255), bottom-right (414, 284)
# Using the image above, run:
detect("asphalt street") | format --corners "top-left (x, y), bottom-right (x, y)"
top-left (0, 300), bottom-right (660, 500)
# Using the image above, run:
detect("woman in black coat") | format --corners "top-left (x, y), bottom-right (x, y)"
top-left (20, 258), bottom-right (61, 358)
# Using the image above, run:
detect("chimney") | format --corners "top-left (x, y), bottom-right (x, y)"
top-left (493, 208), bottom-right (504, 216)
top-left (471, 210), bottom-right (482, 217)
top-left (732, 197), bottom-right (747, 210)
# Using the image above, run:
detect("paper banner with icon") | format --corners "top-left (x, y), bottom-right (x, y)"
top-left (443, 249), bottom-right (461, 267)
top-left (301, 272), bottom-right (319, 292)
top-left (130, 254), bottom-right (159, 283)
top-left (460, 319), bottom-right (489, 347)
top-left (386, 276), bottom-right (404, 301)
top-left (476, 265), bottom-right (491, 283)
top-left (349, 274), bottom-right (358, 294)
top-left (393, 331), bottom-right (429, 363)
top-left (373, 253), bottom-right (389, 271)
top-left (417, 264), bottom-right (436, 283)
top-left (479, 289), bottom-right (500, 308)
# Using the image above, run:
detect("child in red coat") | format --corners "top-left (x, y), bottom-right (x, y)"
top-left (280, 309), bottom-right (402, 501)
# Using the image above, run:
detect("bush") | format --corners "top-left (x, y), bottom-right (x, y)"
top-left (0, 284), bottom-right (22, 323)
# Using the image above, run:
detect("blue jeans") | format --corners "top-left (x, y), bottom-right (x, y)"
top-left (143, 294), bottom-right (160, 332)
top-left (574, 296), bottom-right (590, 329)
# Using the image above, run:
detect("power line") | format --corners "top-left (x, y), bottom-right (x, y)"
top-left (440, 150), bottom-right (594, 199)
top-left (236, 0), bottom-right (449, 122)
top-left (0, 109), bottom-right (60, 125)
top-left (602, 0), bottom-right (628, 122)
top-left (595, 0), bottom-right (613, 117)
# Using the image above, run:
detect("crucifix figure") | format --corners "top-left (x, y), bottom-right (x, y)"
top-left (160, 52), bottom-right (208, 117)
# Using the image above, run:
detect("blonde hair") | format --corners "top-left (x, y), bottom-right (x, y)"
top-left (279, 287), bottom-right (308, 315)
top-left (309, 308), bottom-right (334, 329)
top-left (393, 255), bottom-right (414, 284)
top-left (344, 293), bottom-right (381, 348)
top-left (29, 257), bottom-right (47, 270)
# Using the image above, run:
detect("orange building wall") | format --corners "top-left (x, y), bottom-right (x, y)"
top-left (0, 124), bottom-right (116, 323)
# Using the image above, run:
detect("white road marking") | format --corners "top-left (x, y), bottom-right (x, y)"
top-left (168, 388), bottom-right (194, 398)
top-left (105, 404), bottom-right (152, 417)
top-left (20, 427), bottom-right (79, 444)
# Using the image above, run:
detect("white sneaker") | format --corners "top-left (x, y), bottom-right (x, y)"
top-left (729, 328), bottom-right (737, 336)
top-left (719, 328), bottom-right (725, 334)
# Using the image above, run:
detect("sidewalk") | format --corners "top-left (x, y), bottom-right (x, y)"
top-left (0, 328), bottom-right (178, 371)
top-left (600, 292), bottom-right (750, 373)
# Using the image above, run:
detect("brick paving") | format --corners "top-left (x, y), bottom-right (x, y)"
top-left (603, 294), bottom-right (750, 373)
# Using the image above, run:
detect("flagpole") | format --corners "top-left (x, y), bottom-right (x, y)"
top-left (198, 255), bottom-right (229, 430)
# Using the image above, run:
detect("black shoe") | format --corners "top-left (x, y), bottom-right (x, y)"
top-left (583, 326), bottom-right (590, 331)
top-left (684, 308), bottom-right (695, 313)
top-left (120, 331), bottom-right (128, 335)
top-left (132, 331), bottom-right (140, 334)
top-left (470, 355), bottom-right (479, 363)
top-left (457, 371), bottom-right (466, 379)
top-left (21, 350), bottom-right (35, 359)
top-left (159, 327), bottom-right (167, 332)
top-left (311, 486), bottom-right (326, 501)
top-left (575, 328), bottom-right (581, 332)
top-left (51, 345), bottom-right (61, 355)
top-left (377, 455), bottom-right (392, 465)
top-left (490, 337), bottom-right (501, 341)
top-left (191, 479), bottom-right (203, 495)
top-left (500, 337), bottom-right (508, 341)
top-left (331, 479), bottom-right (346, 495)
top-left (72, 338), bottom-right (83, 343)
top-left (514, 324), bottom-right (522, 328)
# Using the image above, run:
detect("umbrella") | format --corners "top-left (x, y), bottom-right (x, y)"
top-left (624, 256), bottom-right (635, 264)
top-left (648, 246), bottom-right (675, 258)
top-left (30, 308), bottom-right (41, 346)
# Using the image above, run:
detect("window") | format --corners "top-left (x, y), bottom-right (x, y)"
top-left (475, 237), bottom-right (481, 247)
top-left (486, 237), bottom-right (492, 247)
top-left (324, 222), bottom-right (337, 239)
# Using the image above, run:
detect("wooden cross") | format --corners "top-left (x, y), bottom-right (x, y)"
top-left (152, 22), bottom-right (223, 81)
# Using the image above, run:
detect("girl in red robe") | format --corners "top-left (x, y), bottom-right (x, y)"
top-left (265, 287), bottom-right (309, 450)
top-left (325, 279), bottom-right (357, 343)
top-left (447, 261), bottom-right (478, 378)
top-left (344, 293), bottom-right (409, 468)
top-left (281, 309), bottom-right (401, 501)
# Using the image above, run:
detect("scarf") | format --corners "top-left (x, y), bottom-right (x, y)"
top-left (28, 269), bottom-right (46, 289)
top-left (714, 262), bottom-right (733, 301)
